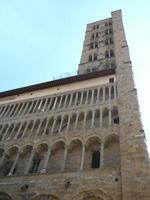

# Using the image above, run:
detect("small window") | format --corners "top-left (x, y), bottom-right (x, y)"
top-left (96, 25), bottom-right (99, 29)
top-left (91, 33), bottom-right (94, 39)
top-left (91, 151), bottom-right (100, 168)
top-left (109, 29), bottom-right (113, 34)
top-left (96, 32), bottom-right (99, 38)
top-left (110, 50), bottom-right (115, 57)
top-left (109, 78), bottom-right (114, 83)
top-left (109, 38), bottom-right (114, 44)
top-left (105, 39), bottom-right (108, 45)
top-left (88, 55), bottom-right (92, 62)
top-left (105, 22), bottom-right (108, 26)
top-left (105, 30), bottom-right (109, 35)
top-left (95, 42), bottom-right (98, 48)
top-left (114, 117), bottom-right (119, 124)
top-left (90, 43), bottom-right (94, 49)
top-left (109, 21), bottom-right (112, 25)
top-left (105, 51), bottom-right (109, 58)
top-left (94, 54), bottom-right (97, 61)
top-left (93, 25), bottom-right (95, 30)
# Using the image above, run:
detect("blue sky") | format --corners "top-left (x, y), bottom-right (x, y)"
top-left (0, 0), bottom-right (150, 152)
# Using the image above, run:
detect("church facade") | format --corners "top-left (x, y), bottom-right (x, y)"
top-left (0, 10), bottom-right (149, 200)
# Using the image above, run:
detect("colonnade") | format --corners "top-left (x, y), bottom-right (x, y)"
top-left (0, 134), bottom-right (120, 176)
top-left (0, 106), bottom-right (119, 141)
top-left (0, 83), bottom-right (116, 121)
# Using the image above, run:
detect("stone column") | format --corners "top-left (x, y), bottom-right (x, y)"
top-left (8, 151), bottom-right (20, 176)
top-left (21, 102), bottom-right (30, 116)
top-left (7, 123), bottom-right (16, 140)
top-left (61, 145), bottom-right (68, 171)
top-left (66, 114), bottom-right (71, 131)
top-left (59, 116), bottom-right (64, 133)
top-left (74, 93), bottom-right (79, 106)
top-left (32, 99), bottom-right (40, 113)
top-left (109, 107), bottom-right (111, 125)
top-left (0, 106), bottom-right (8, 118)
top-left (25, 149), bottom-right (35, 174)
top-left (114, 84), bottom-right (117, 99)
top-left (51, 118), bottom-right (56, 133)
top-left (42, 118), bottom-right (50, 136)
top-left (91, 110), bottom-right (95, 128)
top-left (17, 102), bottom-right (26, 116)
top-left (96, 88), bottom-right (100, 103)
top-left (90, 89), bottom-right (94, 104)
top-left (83, 111), bottom-right (87, 128)
top-left (28, 101), bottom-right (34, 114)
top-left (35, 119), bottom-right (43, 137)
top-left (7, 104), bottom-right (16, 118)
top-left (42, 98), bottom-right (48, 112)
top-left (28, 120), bottom-right (36, 138)
top-left (68, 93), bottom-right (73, 107)
top-left (12, 104), bottom-right (20, 117)
top-left (21, 121), bottom-right (29, 138)
top-left (52, 97), bottom-right (58, 109)
top-left (103, 87), bottom-right (105, 102)
top-left (108, 86), bottom-right (111, 102)
top-left (3, 105), bottom-right (12, 118)
top-left (100, 108), bottom-right (102, 127)
top-left (80, 92), bottom-right (84, 105)
top-left (2, 124), bottom-right (10, 141)
top-left (80, 144), bottom-right (85, 171)
top-left (74, 113), bottom-right (79, 129)
top-left (63, 95), bottom-right (68, 108)
top-left (58, 96), bottom-right (63, 109)
top-left (41, 146), bottom-right (51, 173)
top-left (85, 90), bottom-right (89, 104)
top-left (14, 123), bottom-right (23, 139)
top-left (100, 142), bottom-right (104, 168)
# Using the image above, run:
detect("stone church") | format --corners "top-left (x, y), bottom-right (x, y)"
top-left (0, 10), bottom-right (149, 200)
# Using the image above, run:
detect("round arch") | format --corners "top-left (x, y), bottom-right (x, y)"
top-left (71, 189), bottom-right (113, 200)
top-left (0, 192), bottom-right (13, 200)
top-left (31, 194), bottom-right (59, 200)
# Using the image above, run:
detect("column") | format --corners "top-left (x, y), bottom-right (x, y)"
top-left (68, 93), bottom-right (73, 107)
top-left (17, 102), bottom-right (26, 116)
top-left (28, 101), bottom-right (35, 114)
top-left (42, 118), bottom-right (49, 136)
top-left (114, 84), bottom-right (117, 99)
top-left (58, 96), bottom-right (63, 109)
top-left (8, 151), bottom-right (20, 175)
top-left (42, 98), bottom-right (48, 112)
top-left (80, 92), bottom-right (84, 105)
top-left (103, 87), bottom-right (105, 102)
top-left (41, 146), bottom-right (51, 173)
top-left (80, 144), bottom-right (85, 171)
top-left (2, 124), bottom-right (10, 141)
top-left (74, 113), bottom-right (79, 129)
top-left (3, 105), bottom-right (12, 118)
top-left (63, 95), bottom-right (68, 108)
top-left (32, 99), bottom-right (40, 113)
top-left (61, 145), bottom-right (68, 171)
top-left (14, 123), bottom-right (23, 139)
top-left (0, 106), bottom-right (8, 118)
top-left (21, 102), bottom-right (30, 116)
top-left (90, 89), bottom-right (94, 104)
top-left (85, 90), bottom-right (89, 104)
top-left (52, 97), bottom-right (58, 109)
top-left (109, 107), bottom-right (111, 125)
top-left (28, 120), bottom-right (36, 138)
top-left (25, 149), bottom-right (35, 174)
top-left (66, 114), bottom-right (71, 131)
top-left (74, 93), bottom-right (79, 106)
top-left (100, 109), bottom-right (102, 127)
top-left (108, 86), bottom-right (111, 102)
top-left (21, 121), bottom-right (30, 138)
top-left (35, 119), bottom-right (43, 137)
top-left (11, 104), bottom-right (20, 117)
top-left (83, 111), bottom-right (87, 128)
top-left (47, 98), bottom-right (53, 110)
top-left (51, 118), bottom-right (56, 133)
top-left (100, 142), bottom-right (104, 168)
top-left (7, 123), bottom-right (16, 140)
top-left (96, 88), bottom-right (100, 103)
top-left (91, 110), bottom-right (95, 128)
top-left (59, 116), bottom-right (64, 133)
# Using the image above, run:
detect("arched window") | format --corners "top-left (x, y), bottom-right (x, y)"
top-left (88, 55), bottom-right (92, 62)
top-left (30, 155), bottom-right (41, 173)
top-left (91, 151), bottom-right (100, 168)
top-left (110, 50), bottom-right (115, 57)
top-left (94, 53), bottom-right (97, 61)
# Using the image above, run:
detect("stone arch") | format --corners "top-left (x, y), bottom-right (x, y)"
top-left (84, 136), bottom-right (101, 169)
top-left (104, 134), bottom-right (120, 167)
top-left (71, 189), bottom-right (113, 200)
top-left (0, 192), bottom-right (13, 200)
top-left (17, 144), bottom-right (33, 174)
top-left (65, 139), bottom-right (82, 171)
top-left (31, 194), bottom-right (59, 200)
top-left (0, 146), bottom-right (19, 176)
top-left (47, 141), bottom-right (65, 173)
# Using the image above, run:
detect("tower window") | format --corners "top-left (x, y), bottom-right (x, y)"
top-left (105, 51), bottom-right (109, 58)
top-left (96, 25), bottom-right (99, 29)
top-left (90, 43), bottom-right (94, 49)
top-left (93, 25), bottom-right (95, 30)
top-left (105, 39), bottom-right (108, 45)
top-left (105, 30), bottom-right (109, 35)
top-left (113, 117), bottom-right (119, 124)
top-left (91, 151), bottom-right (100, 168)
top-left (110, 50), bottom-right (115, 57)
top-left (105, 22), bottom-right (108, 26)
top-left (109, 29), bottom-right (113, 34)
top-left (109, 78), bottom-right (114, 83)
top-left (94, 54), bottom-right (97, 61)
top-left (109, 21), bottom-right (112, 25)
top-left (88, 55), bottom-right (92, 62)
top-left (96, 32), bottom-right (99, 38)
top-left (109, 38), bottom-right (114, 44)
top-left (95, 42), bottom-right (98, 48)
top-left (91, 33), bottom-right (94, 39)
